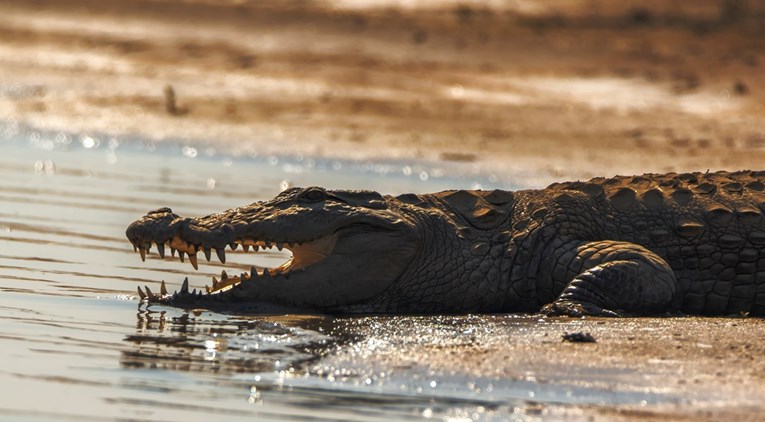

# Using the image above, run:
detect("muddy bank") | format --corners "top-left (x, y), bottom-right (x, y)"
top-left (1, 0), bottom-right (765, 185)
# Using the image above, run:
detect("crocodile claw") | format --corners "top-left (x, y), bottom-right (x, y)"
top-left (541, 300), bottom-right (622, 318)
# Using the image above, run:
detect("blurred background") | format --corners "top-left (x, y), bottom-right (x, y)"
top-left (2, 0), bottom-right (764, 186)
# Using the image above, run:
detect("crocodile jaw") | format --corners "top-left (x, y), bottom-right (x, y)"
top-left (129, 229), bottom-right (346, 304)
top-left (127, 213), bottom-right (419, 311)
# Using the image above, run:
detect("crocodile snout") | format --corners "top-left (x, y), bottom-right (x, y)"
top-left (148, 207), bottom-right (173, 215)
top-left (126, 208), bottom-right (182, 250)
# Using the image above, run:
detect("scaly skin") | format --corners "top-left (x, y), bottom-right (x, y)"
top-left (126, 171), bottom-right (765, 316)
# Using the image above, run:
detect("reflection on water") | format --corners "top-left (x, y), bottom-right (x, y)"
top-left (118, 309), bottom-right (674, 421)
top-left (0, 128), bottom-right (679, 420)
top-left (125, 310), bottom-right (336, 375)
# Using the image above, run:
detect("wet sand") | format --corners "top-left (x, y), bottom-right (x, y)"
top-left (2, 1), bottom-right (765, 420)
top-left (321, 315), bottom-right (765, 421)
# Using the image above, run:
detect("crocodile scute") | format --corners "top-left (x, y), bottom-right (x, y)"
top-left (126, 170), bottom-right (765, 316)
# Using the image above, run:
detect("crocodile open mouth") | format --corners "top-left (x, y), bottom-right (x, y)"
top-left (131, 233), bottom-right (338, 300)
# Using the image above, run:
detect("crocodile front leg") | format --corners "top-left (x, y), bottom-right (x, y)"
top-left (541, 241), bottom-right (678, 317)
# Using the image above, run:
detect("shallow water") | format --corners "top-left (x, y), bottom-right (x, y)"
top-left (1, 131), bottom-right (680, 421)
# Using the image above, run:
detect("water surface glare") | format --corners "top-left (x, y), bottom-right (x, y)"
top-left (1, 140), bottom-right (676, 420)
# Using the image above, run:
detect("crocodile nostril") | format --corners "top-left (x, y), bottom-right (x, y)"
top-left (149, 207), bottom-right (173, 215)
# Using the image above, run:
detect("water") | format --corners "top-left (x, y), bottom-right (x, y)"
top-left (0, 131), bottom-right (679, 421)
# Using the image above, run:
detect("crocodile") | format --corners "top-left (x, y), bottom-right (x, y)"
top-left (126, 170), bottom-right (765, 316)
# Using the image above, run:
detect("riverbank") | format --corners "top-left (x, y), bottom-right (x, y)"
top-left (1, 0), bottom-right (765, 186)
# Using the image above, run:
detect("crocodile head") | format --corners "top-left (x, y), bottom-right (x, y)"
top-left (126, 186), bottom-right (420, 312)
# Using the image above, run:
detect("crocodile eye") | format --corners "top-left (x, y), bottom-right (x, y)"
top-left (298, 187), bottom-right (327, 202)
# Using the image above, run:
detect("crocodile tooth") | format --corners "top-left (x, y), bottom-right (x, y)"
top-left (170, 247), bottom-right (177, 257)
top-left (133, 244), bottom-right (137, 252)
top-left (265, 241), bottom-right (272, 249)
top-left (262, 268), bottom-right (271, 278)
top-left (192, 288), bottom-right (197, 295)
top-left (203, 248), bottom-right (212, 262)
top-left (181, 277), bottom-right (189, 293)
top-left (253, 245), bottom-right (260, 252)
top-left (216, 248), bottom-right (226, 264)
top-left (243, 244), bottom-right (250, 252)
top-left (276, 243), bottom-right (284, 251)
top-left (139, 248), bottom-right (146, 261)
top-left (205, 285), bottom-right (210, 293)
top-left (189, 253), bottom-right (199, 270)
top-left (137, 286), bottom-right (146, 300)
top-left (251, 266), bottom-right (258, 277)
top-left (178, 251), bottom-right (185, 263)
top-left (221, 270), bottom-right (229, 280)
top-left (212, 276), bottom-right (219, 288)
top-left (160, 280), bottom-right (168, 296)
top-left (229, 242), bottom-right (238, 251)
top-left (157, 243), bottom-right (166, 258)
top-left (145, 285), bottom-right (154, 299)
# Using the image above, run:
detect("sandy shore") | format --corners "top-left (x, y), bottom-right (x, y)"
top-left (314, 315), bottom-right (765, 421)
top-left (2, 0), bottom-right (765, 186)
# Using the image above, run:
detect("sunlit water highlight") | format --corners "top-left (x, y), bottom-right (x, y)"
top-left (0, 126), bottom-right (679, 421)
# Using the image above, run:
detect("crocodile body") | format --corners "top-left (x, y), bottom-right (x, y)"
top-left (127, 171), bottom-right (765, 316)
